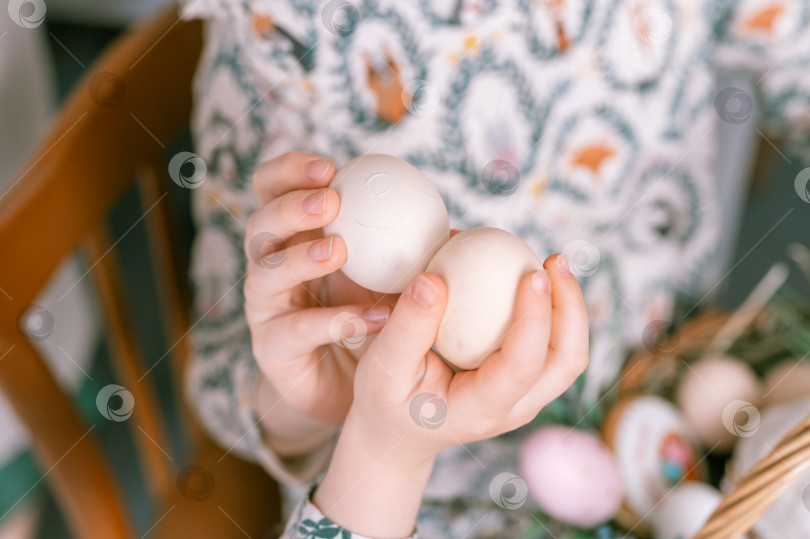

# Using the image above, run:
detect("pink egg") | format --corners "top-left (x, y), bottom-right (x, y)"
top-left (519, 425), bottom-right (623, 527)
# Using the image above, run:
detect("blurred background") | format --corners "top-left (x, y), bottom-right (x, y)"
top-left (1, 2), bottom-right (187, 538)
top-left (0, 2), bottom-right (808, 538)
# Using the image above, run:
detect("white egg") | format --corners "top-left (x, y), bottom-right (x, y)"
top-left (426, 227), bottom-right (542, 370)
top-left (324, 154), bottom-right (449, 294)
top-left (651, 482), bottom-right (723, 539)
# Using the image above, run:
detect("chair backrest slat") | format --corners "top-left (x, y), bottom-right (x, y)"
top-left (0, 7), bottom-right (203, 537)
top-left (136, 164), bottom-right (204, 447)
top-left (83, 224), bottom-right (175, 501)
top-left (0, 332), bottom-right (132, 538)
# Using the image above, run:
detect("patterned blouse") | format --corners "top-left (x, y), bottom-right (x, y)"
top-left (180, 0), bottom-right (810, 537)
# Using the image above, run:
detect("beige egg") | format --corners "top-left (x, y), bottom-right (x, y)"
top-left (762, 359), bottom-right (810, 407)
top-left (676, 355), bottom-right (761, 452)
top-left (426, 227), bottom-right (542, 370)
top-left (325, 154), bottom-right (449, 294)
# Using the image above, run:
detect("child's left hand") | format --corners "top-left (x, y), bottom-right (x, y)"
top-left (314, 253), bottom-right (589, 538)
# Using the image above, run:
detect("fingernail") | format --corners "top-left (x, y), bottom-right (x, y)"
top-left (305, 159), bottom-right (333, 182)
top-left (532, 270), bottom-right (549, 294)
top-left (303, 190), bottom-right (327, 215)
top-left (309, 236), bottom-right (333, 262)
top-left (362, 305), bottom-right (390, 323)
top-left (556, 254), bottom-right (571, 275)
top-left (411, 274), bottom-right (438, 308)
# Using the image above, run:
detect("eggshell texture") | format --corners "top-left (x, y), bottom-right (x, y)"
top-left (426, 227), bottom-right (542, 370)
top-left (762, 359), bottom-right (810, 407)
top-left (324, 154), bottom-right (449, 294)
top-left (650, 482), bottom-right (722, 539)
top-left (676, 356), bottom-right (761, 452)
top-left (520, 426), bottom-right (623, 528)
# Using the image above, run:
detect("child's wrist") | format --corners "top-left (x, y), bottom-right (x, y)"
top-left (343, 409), bottom-right (438, 470)
top-left (253, 376), bottom-right (338, 457)
top-left (313, 412), bottom-right (435, 538)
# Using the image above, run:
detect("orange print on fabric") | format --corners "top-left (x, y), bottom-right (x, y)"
top-left (548, 0), bottom-right (569, 52)
top-left (365, 50), bottom-right (407, 124)
top-left (556, 21), bottom-right (569, 52)
top-left (252, 12), bottom-right (276, 38)
top-left (463, 33), bottom-right (482, 54)
top-left (742, 3), bottom-right (785, 35)
top-left (571, 143), bottom-right (616, 176)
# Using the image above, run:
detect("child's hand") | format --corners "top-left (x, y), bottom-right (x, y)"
top-left (350, 252), bottom-right (587, 457)
top-left (244, 151), bottom-right (396, 431)
top-left (314, 254), bottom-right (588, 537)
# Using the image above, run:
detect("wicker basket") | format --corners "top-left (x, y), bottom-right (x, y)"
top-left (608, 254), bottom-right (810, 539)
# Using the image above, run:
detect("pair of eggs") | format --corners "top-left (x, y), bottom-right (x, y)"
top-left (324, 154), bottom-right (542, 370)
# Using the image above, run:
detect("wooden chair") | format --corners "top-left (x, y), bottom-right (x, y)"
top-left (0, 6), bottom-right (281, 538)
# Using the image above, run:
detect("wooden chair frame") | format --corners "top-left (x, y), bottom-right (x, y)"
top-left (0, 6), bottom-right (279, 539)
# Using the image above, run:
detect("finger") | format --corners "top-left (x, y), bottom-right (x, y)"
top-left (474, 269), bottom-right (552, 400)
top-left (365, 273), bottom-right (448, 390)
top-left (449, 228), bottom-right (461, 238)
top-left (514, 254), bottom-right (590, 411)
top-left (244, 235), bottom-right (348, 308)
top-left (245, 187), bottom-right (340, 244)
top-left (252, 151), bottom-right (337, 206)
top-left (543, 253), bottom-right (589, 370)
top-left (252, 304), bottom-right (393, 366)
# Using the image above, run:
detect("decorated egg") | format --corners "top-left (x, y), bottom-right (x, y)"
top-left (676, 355), bottom-right (761, 451)
top-left (324, 154), bottom-right (449, 294)
top-left (426, 227), bottom-right (543, 370)
top-left (650, 482), bottom-right (722, 539)
top-left (602, 395), bottom-right (703, 521)
top-left (519, 425), bottom-right (623, 528)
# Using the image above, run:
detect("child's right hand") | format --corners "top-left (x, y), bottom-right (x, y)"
top-left (243, 151), bottom-right (397, 430)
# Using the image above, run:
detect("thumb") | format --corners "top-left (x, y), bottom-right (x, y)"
top-left (365, 272), bottom-right (447, 389)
